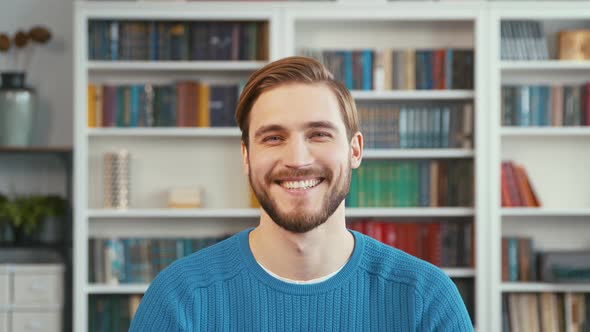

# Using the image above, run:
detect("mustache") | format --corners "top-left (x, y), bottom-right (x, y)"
top-left (267, 168), bottom-right (331, 182)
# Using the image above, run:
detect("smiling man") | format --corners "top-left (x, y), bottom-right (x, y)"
top-left (130, 56), bottom-right (473, 331)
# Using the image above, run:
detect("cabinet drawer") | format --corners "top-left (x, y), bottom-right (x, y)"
top-left (0, 311), bottom-right (7, 332)
top-left (13, 274), bottom-right (62, 306)
top-left (11, 311), bottom-right (61, 332)
top-left (0, 274), bottom-right (8, 305)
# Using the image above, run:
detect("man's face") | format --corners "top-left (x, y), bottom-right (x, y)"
top-left (241, 83), bottom-right (362, 234)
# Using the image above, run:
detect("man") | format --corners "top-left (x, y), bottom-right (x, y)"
top-left (130, 56), bottom-right (473, 331)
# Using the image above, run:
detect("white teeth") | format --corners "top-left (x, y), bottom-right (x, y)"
top-left (280, 179), bottom-right (321, 190)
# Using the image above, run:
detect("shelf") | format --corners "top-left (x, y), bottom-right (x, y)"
top-left (501, 127), bottom-right (590, 137)
top-left (88, 208), bottom-right (259, 219)
top-left (501, 208), bottom-right (590, 218)
top-left (87, 127), bottom-right (241, 138)
top-left (0, 146), bottom-right (73, 154)
top-left (346, 207), bottom-right (475, 218)
top-left (0, 304), bottom-right (63, 311)
top-left (363, 149), bottom-right (474, 159)
top-left (88, 268), bottom-right (476, 294)
top-left (87, 284), bottom-right (149, 295)
top-left (500, 60), bottom-right (590, 71)
top-left (501, 282), bottom-right (590, 293)
top-left (88, 207), bottom-right (474, 219)
top-left (444, 268), bottom-right (476, 278)
top-left (88, 60), bottom-right (267, 72)
top-left (351, 90), bottom-right (475, 100)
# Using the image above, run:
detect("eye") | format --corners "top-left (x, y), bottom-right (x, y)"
top-left (310, 131), bottom-right (332, 139)
top-left (262, 135), bottom-right (283, 143)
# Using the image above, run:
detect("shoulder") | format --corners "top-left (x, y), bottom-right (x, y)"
top-left (357, 232), bottom-right (455, 296)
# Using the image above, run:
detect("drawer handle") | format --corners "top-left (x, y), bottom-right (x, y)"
top-left (29, 282), bottom-right (47, 292)
top-left (26, 320), bottom-right (43, 330)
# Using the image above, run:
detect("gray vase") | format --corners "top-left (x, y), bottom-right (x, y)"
top-left (0, 72), bottom-right (37, 146)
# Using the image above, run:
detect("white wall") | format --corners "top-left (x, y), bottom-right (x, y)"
top-left (0, 0), bottom-right (74, 147)
top-left (0, 0), bottom-right (73, 197)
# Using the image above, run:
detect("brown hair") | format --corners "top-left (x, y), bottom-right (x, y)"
top-left (235, 56), bottom-right (359, 148)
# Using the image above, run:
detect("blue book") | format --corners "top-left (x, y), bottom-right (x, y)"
top-left (109, 21), bottom-right (119, 61)
top-left (343, 51), bottom-right (353, 90)
top-left (362, 50), bottom-right (373, 91)
top-left (508, 238), bottom-right (519, 281)
top-left (424, 50), bottom-right (433, 90)
top-left (540, 86), bottom-right (550, 126)
top-left (530, 85), bottom-right (540, 126)
top-left (518, 86), bottom-right (531, 126)
top-left (101, 22), bottom-right (109, 60)
top-left (418, 160), bottom-right (430, 207)
top-left (149, 21), bottom-right (158, 61)
top-left (129, 86), bottom-right (140, 127)
top-left (433, 107), bottom-right (441, 148)
top-left (441, 107), bottom-right (450, 148)
top-left (445, 49), bottom-right (453, 89)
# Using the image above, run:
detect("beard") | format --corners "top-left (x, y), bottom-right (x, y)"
top-left (248, 160), bottom-right (351, 234)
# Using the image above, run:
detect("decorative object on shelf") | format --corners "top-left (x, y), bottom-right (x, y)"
top-left (167, 187), bottom-right (203, 208)
top-left (0, 194), bottom-right (67, 244)
top-left (0, 26), bottom-right (52, 147)
top-left (103, 150), bottom-right (131, 209)
top-left (0, 72), bottom-right (37, 146)
top-left (558, 29), bottom-right (590, 60)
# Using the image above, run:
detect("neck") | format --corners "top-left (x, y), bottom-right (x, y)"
top-left (249, 203), bottom-right (354, 281)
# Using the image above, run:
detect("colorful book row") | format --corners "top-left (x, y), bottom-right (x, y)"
top-left (88, 20), bottom-right (268, 61)
top-left (500, 21), bottom-right (549, 61)
top-left (502, 293), bottom-right (590, 332)
top-left (348, 220), bottom-right (474, 268)
top-left (501, 161), bottom-right (541, 208)
top-left (346, 159), bottom-right (474, 208)
top-left (89, 295), bottom-right (142, 332)
top-left (358, 103), bottom-right (473, 149)
top-left (89, 236), bottom-right (228, 284)
top-left (299, 48), bottom-right (474, 91)
top-left (502, 83), bottom-right (590, 127)
top-left (87, 82), bottom-right (240, 128)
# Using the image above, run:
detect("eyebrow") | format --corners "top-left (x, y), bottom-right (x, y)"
top-left (253, 121), bottom-right (338, 139)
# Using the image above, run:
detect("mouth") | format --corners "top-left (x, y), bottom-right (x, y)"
top-left (275, 178), bottom-right (324, 191)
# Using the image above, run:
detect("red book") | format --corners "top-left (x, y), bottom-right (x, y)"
top-left (349, 220), bottom-right (366, 235)
top-left (405, 223), bottom-right (420, 257)
top-left (384, 223), bottom-right (398, 248)
top-left (433, 49), bottom-right (446, 90)
top-left (501, 162), bottom-right (512, 207)
top-left (365, 221), bottom-right (384, 243)
top-left (504, 161), bottom-right (523, 206)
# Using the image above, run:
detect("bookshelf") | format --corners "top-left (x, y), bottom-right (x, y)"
top-left (73, 1), bottom-right (493, 331)
top-left (489, 3), bottom-right (590, 332)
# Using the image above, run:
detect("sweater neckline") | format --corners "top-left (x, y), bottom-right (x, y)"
top-left (237, 227), bottom-right (365, 295)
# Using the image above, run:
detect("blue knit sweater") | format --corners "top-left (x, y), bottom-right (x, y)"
top-left (129, 228), bottom-right (473, 331)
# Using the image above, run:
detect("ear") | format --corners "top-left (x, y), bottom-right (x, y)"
top-left (241, 141), bottom-right (250, 175)
top-left (350, 131), bottom-right (363, 169)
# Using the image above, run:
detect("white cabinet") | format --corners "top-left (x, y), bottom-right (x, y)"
top-left (0, 312), bottom-right (7, 332)
top-left (0, 273), bottom-right (8, 306)
top-left (11, 312), bottom-right (61, 332)
top-left (0, 264), bottom-right (63, 332)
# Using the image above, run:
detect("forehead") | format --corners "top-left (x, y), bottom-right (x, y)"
top-left (249, 83), bottom-right (345, 132)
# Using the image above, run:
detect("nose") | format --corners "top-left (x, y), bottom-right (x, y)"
top-left (282, 135), bottom-right (314, 169)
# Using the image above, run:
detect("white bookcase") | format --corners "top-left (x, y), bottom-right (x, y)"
top-left (489, 3), bottom-right (590, 332)
top-left (72, 1), bottom-right (589, 331)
